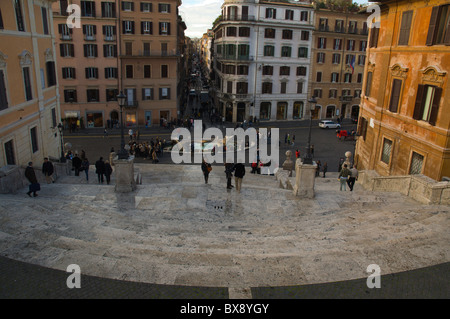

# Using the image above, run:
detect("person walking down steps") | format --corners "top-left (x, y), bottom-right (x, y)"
top-left (201, 159), bottom-right (212, 184)
top-left (25, 162), bottom-right (40, 197)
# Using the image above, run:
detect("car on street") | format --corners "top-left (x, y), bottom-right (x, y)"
top-left (319, 120), bottom-right (341, 129)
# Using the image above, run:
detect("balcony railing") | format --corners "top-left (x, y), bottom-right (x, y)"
top-left (124, 100), bottom-right (139, 108)
top-left (339, 96), bottom-right (353, 102)
top-left (220, 15), bottom-right (255, 22)
top-left (215, 53), bottom-right (253, 61)
top-left (123, 50), bottom-right (180, 57)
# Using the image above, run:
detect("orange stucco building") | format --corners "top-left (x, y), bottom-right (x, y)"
top-left (1, 0), bottom-right (62, 167)
top-left (355, 0), bottom-right (450, 181)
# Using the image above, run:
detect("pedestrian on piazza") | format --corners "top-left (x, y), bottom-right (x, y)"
top-left (81, 158), bottom-right (90, 182)
top-left (233, 162), bottom-right (246, 193)
top-left (104, 160), bottom-right (113, 185)
top-left (201, 159), bottom-right (212, 184)
top-left (224, 162), bottom-right (234, 189)
top-left (322, 162), bottom-right (328, 178)
top-left (95, 157), bottom-right (106, 183)
top-left (72, 153), bottom-right (82, 176)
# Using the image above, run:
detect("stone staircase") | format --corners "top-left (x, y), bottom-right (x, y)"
top-left (0, 163), bottom-right (448, 289)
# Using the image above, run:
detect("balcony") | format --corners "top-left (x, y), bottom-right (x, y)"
top-left (217, 92), bottom-right (251, 101)
top-left (123, 100), bottom-right (139, 108)
top-left (220, 15), bottom-right (255, 22)
top-left (60, 34), bottom-right (72, 41)
top-left (339, 96), bottom-right (353, 102)
top-left (215, 53), bottom-right (253, 62)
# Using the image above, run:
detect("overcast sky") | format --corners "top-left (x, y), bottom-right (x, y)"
top-left (179, 0), bottom-right (369, 38)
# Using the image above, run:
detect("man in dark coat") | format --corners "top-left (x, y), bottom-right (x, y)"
top-left (224, 162), bottom-right (234, 189)
top-left (95, 157), bottom-right (106, 183)
top-left (201, 159), bottom-right (211, 184)
top-left (233, 163), bottom-right (245, 193)
top-left (42, 157), bottom-right (54, 183)
top-left (25, 162), bottom-right (39, 197)
top-left (72, 154), bottom-right (82, 176)
top-left (104, 160), bottom-right (113, 185)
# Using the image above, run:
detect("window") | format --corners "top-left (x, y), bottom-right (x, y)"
top-left (388, 79), bottom-right (402, 112)
top-left (46, 62), bottom-right (56, 87)
top-left (413, 84), bottom-right (442, 125)
top-left (0, 70), bottom-right (8, 110)
top-left (14, 0), bottom-right (25, 31)
top-left (266, 8), bottom-right (276, 19)
top-left (84, 44), bottom-right (98, 57)
top-left (369, 26), bottom-right (380, 48)
top-left (227, 81), bottom-right (233, 94)
top-left (23, 67), bottom-right (32, 101)
top-left (161, 65), bottom-right (168, 78)
top-left (357, 73), bottom-right (363, 83)
top-left (319, 18), bottom-right (328, 31)
top-left (101, 2), bottom-right (116, 17)
top-left (159, 87), bottom-right (170, 99)
top-left (237, 65), bottom-right (248, 75)
top-left (397, 11), bottom-right (413, 45)
top-left (85, 67), bottom-right (98, 79)
top-left (365, 71), bottom-right (373, 97)
top-left (332, 53), bottom-right (341, 64)
top-left (239, 27), bottom-right (250, 37)
top-left (262, 65), bottom-right (273, 76)
top-left (296, 66), bottom-right (307, 76)
top-left (300, 11), bottom-right (308, 22)
top-left (238, 44), bottom-right (249, 58)
top-left (357, 117), bottom-right (368, 140)
top-left (262, 82), bottom-right (272, 94)
top-left (313, 89), bottom-right (322, 98)
top-left (141, 21), bottom-right (152, 34)
top-left (126, 65), bottom-right (133, 78)
top-left (227, 26), bottom-right (237, 37)
top-left (381, 138), bottom-right (393, 164)
top-left (106, 88), bottom-right (118, 101)
top-left (144, 65), bottom-right (151, 78)
top-left (123, 21), bottom-right (135, 34)
top-left (64, 89), bottom-right (77, 102)
top-left (158, 4), bottom-right (171, 13)
top-left (1, 9), bottom-right (5, 29)
top-left (285, 9), bottom-right (294, 20)
top-left (263, 45), bottom-right (274, 57)
top-left (297, 82), bottom-right (303, 94)
top-left (354, 89), bottom-right (361, 98)
top-left (348, 21), bottom-right (358, 34)
top-left (318, 37), bottom-right (326, 49)
top-left (358, 55), bottom-right (366, 66)
top-left (409, 152), bottom-right (424, 175)
top-left (141, 2), bottom-right (152, 12)
top-left (345, 54), bottom-right (355, 65)
top-left (87, 89), bottom-right (99, 102)
top-left (237, 82), bottom-right (248, 94)
top-left (280, 82), bottom-right (287, 94)
top-left (125, 42), bottom-right (132, 55)
top-left (104, 67), bottom-right (117, 79)
top-left (5, 140), bottom-right (16, 165)
top-left (335, 20), bottom-right (344, 32)
top-left (83, 25), bottom-right (97, 40)
top-left (360, 40), bottom-right (367, 52)
top-left (301, 31), bottom-right (309, 41)
top-left (280, 66), bottom-right (290, 76)
top-left (333, 39), bottom-right (342, 50)
top-left (265, 28), bottom-right (275, 38)
top-left (298, 47), bottom-right (308, 58)
top-left (122, 1), bottom-right (134, 11)
top-left (30, 127), bottom-right (38, 153)
top-left (316, 72), bottom-right (322, 82)
top-left (58, 24), bottom-right (73, 40)
top-left (426, 5), bottom-right (450, 45)
top-left (142, 88), bottom-right (154, 100)
top-left (103, 44), bottom-right (117, 57)
top-left (281, 46), bottom-right (291, 57)
top-left (282, 30), bottom-right (293, 40)
top-left (41, 7), bottom-right (49, 35)
top-left (347, 40), bottom-right (355, 51)
top-left (143, 43), bottom-right (151, 56)
top-left (331, 72), bottom-right (339, 83)
top-left (103, 25), bottom-right (116, 41)
top-left (317, 52), bottom-right (325, 63)
top-left (224, 65), bottom-right (235, 75)
top-left (159, 22), bottom-right (170, 35)
top-left (329, 89), bottom-right (338, 98)
top-left (81, 1), bottom-right (96, 17)
top-left (344, 73), bottom-right (352, 83)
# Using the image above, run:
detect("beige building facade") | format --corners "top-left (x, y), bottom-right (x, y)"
top-left (0, 0), bottom-right (62, 167)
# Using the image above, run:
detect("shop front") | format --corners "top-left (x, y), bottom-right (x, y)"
top-left (86, 111), bottom-right (104, 128)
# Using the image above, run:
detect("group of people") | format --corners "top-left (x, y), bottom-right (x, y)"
top-left (338, 164), bottom-right (359, 191)
top-left (201, 161), bottom-right (246, 193)
top-left (126, 137), bottom-right (165, 164)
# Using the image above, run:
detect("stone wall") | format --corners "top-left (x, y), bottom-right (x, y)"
top-left (0, 161), bottom-right (71, 194)
top-left (359, 170), bottom-right (450, 205)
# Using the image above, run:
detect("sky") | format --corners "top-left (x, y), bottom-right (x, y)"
top-left (179, 0), bottom-right (369, 38)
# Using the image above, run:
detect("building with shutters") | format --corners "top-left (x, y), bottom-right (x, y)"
top-left (52, 0), bottom-right (186, 128)
top-left (0, 0), bottom-right (62, 167)
top-left (211, 0), bottom-right (315, 122)
top-left (355, 0), bottom-right (450, 181)
top-left (309, 0), bottom-right (369, 120)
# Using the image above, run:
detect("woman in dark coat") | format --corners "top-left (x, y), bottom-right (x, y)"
top-left (201, 160), bottom-right (211, 184)
top-left (104, 160), bottom-right (113, 185)
top-left (95, 157), bottom-right (106, 183)
top-left (25, 162), bottom-right (39, 197)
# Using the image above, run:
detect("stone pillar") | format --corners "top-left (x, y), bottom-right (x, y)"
top-left (232, 102), bottom-right (237, 123)
top-left (293, 159), bottom-right (317, 199)
top-left (114, 155), bottom-right (137, 193)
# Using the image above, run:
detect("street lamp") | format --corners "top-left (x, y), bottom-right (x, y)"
top-left (303, 96), bottom-right (317, 165)
top-left (116, 91), bottom-right (129, 160)
top-left (57, 123), bottom-right (66, 163)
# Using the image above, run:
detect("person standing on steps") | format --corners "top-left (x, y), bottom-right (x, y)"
top-left (95, 157), bottom-right (106, 184)
top-left (224, 162), bottom-right (234, 189)
top-left (347, 165), bottom-right (358, 191)
top-left (81, 158), bottom-right (90, 182)
top-left (72, 153), bottom-right (82, 176)
top-left (105, 160), bottom-right (113, 185)
top-left (338, 164), bottom-right (351, 191)
top-left (233, 162), bottom-right (245, 193)
top-left (25, 162), bottom-right (39, 197)
top-left (201, 159), bottom-right (212, 184)
top-left (42, 157), bottom-right (54, 184)
top-left (322, 162), bottom-right (328, 178)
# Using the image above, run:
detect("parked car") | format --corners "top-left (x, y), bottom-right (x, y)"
top-left (319, 120), bottom-right (341, 129)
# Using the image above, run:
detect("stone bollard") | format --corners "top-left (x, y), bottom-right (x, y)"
top-left (113, 155), bottom-right (137, 193)
top-left (282, 150), bottom-right (294, 177)
top-left (293, 158), bottom-right (317, 199)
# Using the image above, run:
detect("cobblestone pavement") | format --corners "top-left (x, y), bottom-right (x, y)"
top-left (0, 164), bottom-right (448, 299)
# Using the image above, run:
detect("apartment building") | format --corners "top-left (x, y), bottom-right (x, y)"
top-left (309, 1), bottom-right (369, 120)
top-left (212, 0), bottom-right (314, 123)
top-left (0, 0), bottom-right (61, 167)
top-left (52, 0), bottom-right (185, 128)
top-left (355, 0), bottom-right (450, 181)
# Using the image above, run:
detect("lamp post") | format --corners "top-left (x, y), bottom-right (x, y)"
top-left (116, 91), bottom-right (129, 159)
top-left (57, 123), bottom-right (66, 163)
top-left (303, 96), bottom-right (317, 165)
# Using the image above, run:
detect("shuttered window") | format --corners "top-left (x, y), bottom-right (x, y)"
top-left (412, 84), bottom-right (442, 126)
top-left (369, 27), bottom-right (379, 48)
top-left (409, 152), bottom-right (424, 175)
top-left (389, 79), bottom-right (402, 112)
top-left (426, 5), bottom-right (450, 45)
top-left (398, 10), bottom-right (413, 45)
top-left (365, 71), bottom-right (373, 97)
top-left (381, 138), bottom-right (393, 164)
top-left (30, 127), bottom-right (38, 153)
top-left (0, 70), bottom-right (8, 110)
